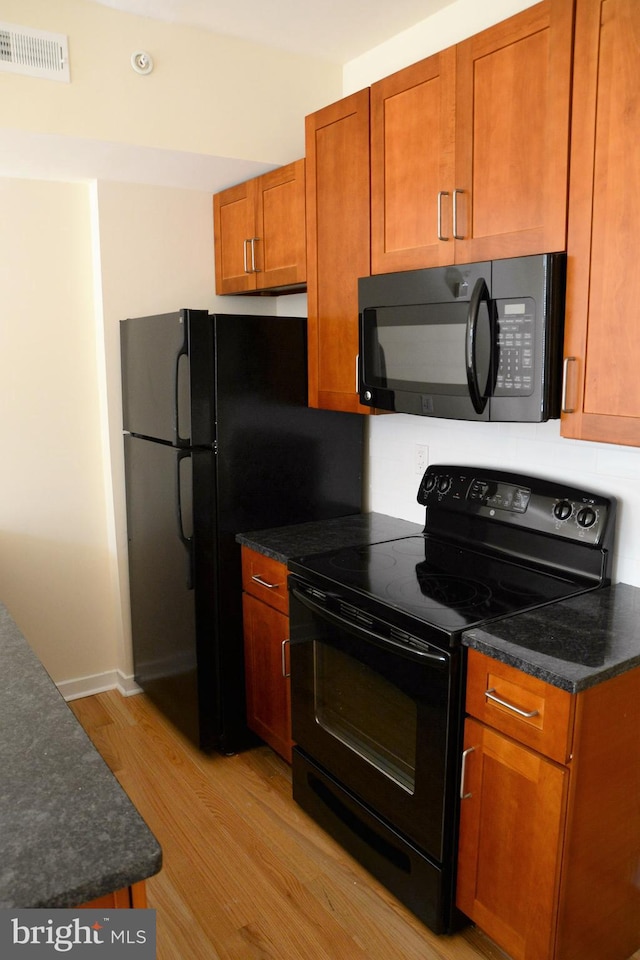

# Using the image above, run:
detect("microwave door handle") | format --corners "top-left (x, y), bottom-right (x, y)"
top-left (466, 277), bottom-right (491, 415)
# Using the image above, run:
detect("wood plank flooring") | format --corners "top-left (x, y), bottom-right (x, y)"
top-left (69, 690), bottom-right (637, 960)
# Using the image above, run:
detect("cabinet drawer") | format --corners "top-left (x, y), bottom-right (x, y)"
top-left (241, 547), bottom-right (289, 615)
top-left (465, 649), bottom-right (575, 764)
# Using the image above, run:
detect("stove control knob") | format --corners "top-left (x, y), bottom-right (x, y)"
top-left (553, 500), bottom-right (573, 521)
top-left (424, 474), bottom-right (437, 493)
top-left (577, 506), bottom-right (597, 528)
top-left (437, 476), bottom-right (452, 495)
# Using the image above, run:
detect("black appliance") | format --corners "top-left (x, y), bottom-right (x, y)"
top-left (358, 252), bottom-right (566, 421)
top-left (288, 464), bottom-right (615, 934)
top-left (120, 309), bottom-right (363, 754)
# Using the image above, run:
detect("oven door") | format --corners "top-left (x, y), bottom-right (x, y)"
top-left (289, 575), bottom-right (461, 863)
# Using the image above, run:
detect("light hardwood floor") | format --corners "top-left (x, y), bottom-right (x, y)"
top-left (69, 691), bottom-right (638, 960)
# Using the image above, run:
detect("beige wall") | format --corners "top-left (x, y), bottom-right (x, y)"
top-left (0, 178), bottom-right (118, 681)
top-left (0, 0), bottom-right (341, 163)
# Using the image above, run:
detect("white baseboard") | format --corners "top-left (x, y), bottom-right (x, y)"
top-left (57, 670), bottom-right (142, 702)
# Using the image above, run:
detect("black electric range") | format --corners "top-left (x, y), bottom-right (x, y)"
top-left (289, 465), bottom-right (616, 645)
top-left (287, 465), bottom-right (616, 935)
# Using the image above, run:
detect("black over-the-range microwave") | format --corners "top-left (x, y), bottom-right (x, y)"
top-left (358, 252), bottom-right (566, 422)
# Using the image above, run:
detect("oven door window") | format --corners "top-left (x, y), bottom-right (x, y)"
top-left (314, 642), bottom-right (417, 794)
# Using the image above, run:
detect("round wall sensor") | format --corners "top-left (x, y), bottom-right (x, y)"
top-left (131, 51), bottom-right (154, 75)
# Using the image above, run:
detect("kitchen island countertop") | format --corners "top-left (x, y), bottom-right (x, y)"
top-left (463, 581), bottom-right (640, 693)
top-left (0, 602), bottom-right (161, 908)
top-left (236, 511), bottom-right (424, 564)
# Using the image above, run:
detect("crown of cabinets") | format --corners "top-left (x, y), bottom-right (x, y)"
top-left (213, 159), bottom-right (306, 295)
top-left (560, 0), bottom-right (640, 447)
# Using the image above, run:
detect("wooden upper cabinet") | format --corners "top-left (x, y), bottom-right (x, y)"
top-left (561, 0), bottom-right (640, 446)
top-left (213, 180), bottom-right (256, 294)
top-left (370, 0), bottom-right (574, 274)
top-left (305, 89), bottom-right (373, 413)
top-left (213, 159), bottom-right (306, 295)
top-left (370, 48), bottom-right (456, 273)
top-left (454, 0), bottom-right (573, 263)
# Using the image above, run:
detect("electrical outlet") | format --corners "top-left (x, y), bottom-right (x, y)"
top-left (415, 444), bottom-right (428, 475)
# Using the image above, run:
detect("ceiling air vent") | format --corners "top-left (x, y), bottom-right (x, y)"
top-left (0, 21), bottom-right (70, 82)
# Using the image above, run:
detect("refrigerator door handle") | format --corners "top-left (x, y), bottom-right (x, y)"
top-left (174, 331), bottom-right (189, 445)
top-left (175, 450), bottom-right (194, 590)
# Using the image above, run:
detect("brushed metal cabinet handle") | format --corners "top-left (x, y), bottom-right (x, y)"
top-left (460, 746), bottom-right (475, 799)
top-left (437, 190), bottom-right (450, 241)
top-left (281, 639), bottom-right (291, 678)
top-left (485, 688), bottom-right (540, 719)
top-left (562, 356), bottom-right (577, 413)
top-left (251, 574), bottom-right (281, 589)
top-left (453, 188), bottom-right (465, 240)
top-left (250, 237), bottom-right (260, 272)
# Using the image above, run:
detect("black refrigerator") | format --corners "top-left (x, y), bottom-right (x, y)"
top-left (121, 309), bottom-right (363, 753)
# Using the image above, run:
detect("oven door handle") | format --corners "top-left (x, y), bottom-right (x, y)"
top-left (290, 584), bottom-right (448, 667)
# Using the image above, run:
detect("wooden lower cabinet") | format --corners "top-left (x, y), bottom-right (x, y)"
top-left (457, 718), bottom-right (567, 960)
top-left (241, 547), bottom-right (293, 763)
top-left (78, 881), bottom-right (147, 909)
top-left (457, 650), bottom-right (640, 960)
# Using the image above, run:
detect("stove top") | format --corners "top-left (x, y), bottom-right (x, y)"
top-left (288, 465), bottom-right (617, 641)
top-left (290, 535), bottom-right (591, 634)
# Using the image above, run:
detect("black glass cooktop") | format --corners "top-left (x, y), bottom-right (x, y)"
top-left (290, 535), bottom-right (592, 635)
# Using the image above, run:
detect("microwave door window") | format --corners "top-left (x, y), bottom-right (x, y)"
top-left (364, 304), bottom-right (471, 393)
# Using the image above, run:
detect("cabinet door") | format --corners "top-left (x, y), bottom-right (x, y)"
top-left (454, 0), bottom-right (573, 263)
top-left (305, 89), bottom-right (372, 413)
top-left (561, 0), bottom-right (640, 446)
top-left (370, 49), bottom-right (456, 273)
top-left (213, 180), bottom-right (257, 294)
top-left (242, 593), bottom-right (292, 763)
top-left (457, 717), bottom-right (568, 960)
top-left (255, 159), bottom-right (306, 290)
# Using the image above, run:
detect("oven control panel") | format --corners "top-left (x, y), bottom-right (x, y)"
top-left (417, 465), bottom-right (616, 547)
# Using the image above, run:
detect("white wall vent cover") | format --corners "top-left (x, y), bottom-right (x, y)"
top-left (0, 22), bottom-right (70, 82)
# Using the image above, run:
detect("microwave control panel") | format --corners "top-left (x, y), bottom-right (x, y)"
top-left (494, 298), bottom-right (535, 396)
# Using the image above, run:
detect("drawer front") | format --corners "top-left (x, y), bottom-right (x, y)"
top-left (465, 649), bottom-right (575, 764)
top-left (241, 547), bottom-right (289, 615)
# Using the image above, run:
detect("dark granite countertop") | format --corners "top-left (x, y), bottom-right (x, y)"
top-left (0, 603), bottom-right (162, 908)
top-left (236, 511), bottom-right (424, 564)
top-left (463, 582), bottom-right (640, 693)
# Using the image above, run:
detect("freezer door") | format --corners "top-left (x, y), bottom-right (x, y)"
top-left (124, 434), bottom-right (220, 749)
top-left (120, 308), bottom-right (214, 446)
